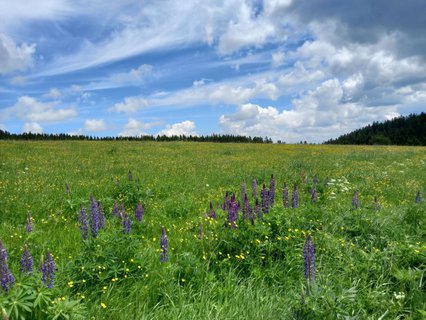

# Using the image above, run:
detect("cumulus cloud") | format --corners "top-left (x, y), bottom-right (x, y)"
top-left (118, 118), bottom-right (160, 137)
top-left (157, 120), bottom-right (197, 136)
top-left (1, 96), bottom-right (77, 123)
top-left (84, 119), bottom-right (107, 132)
top-left (220, 79), bottom-right (400, 143)
top-left (22, 122), bottom-right (43, 134)
top-left (0, 33), bottom-right (35, 74)
top-left (112, 97), bottom-right (149, 113)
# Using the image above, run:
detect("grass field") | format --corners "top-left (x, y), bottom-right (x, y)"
top-left (0, 141), bottom-right (425, 319)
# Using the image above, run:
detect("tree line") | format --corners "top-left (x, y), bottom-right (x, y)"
top-left (0, 130), bottom-right (273, 144)
top-left (325, 112), bottom-right (426, 146)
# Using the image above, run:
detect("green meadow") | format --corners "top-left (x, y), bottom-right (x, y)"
top-left (0, 141), bottom-right (425, 319)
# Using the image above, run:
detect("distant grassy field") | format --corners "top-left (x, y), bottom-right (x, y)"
top-left (0, 141), bottom-right (425, 319)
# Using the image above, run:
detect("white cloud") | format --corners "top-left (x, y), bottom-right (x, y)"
top-left (84, 119), bottom-right (107, 132)
top-left (22, 122), bottom-right (43, 134)
top-left (0, 0), bottom-right (73, 30)
top-left (0, 33), bottom-right (35, 74)
top-left (157, 120), bottom-right (197, 136)
top-left (272, 51), bottom-right (285, 67)
top-left (217, 2), bottom-right (276, 55)
top-left (111, 64), bottom-right (153, 84)
top-left (219, 79), bottom-right (400, 143)
top-left (45, 88), bottom-right (61, 99)
top-left (118, 118), bottom-right (160, 136)
top-left (112, 97), bottom-right (149, 113)
top-left (1, 96), bottom-right (77, 123)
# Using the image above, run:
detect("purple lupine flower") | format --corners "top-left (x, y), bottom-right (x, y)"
top-left (128, 170), bottom-right (133, 181)
top-left (20, 244), bottom-right (33, 274)
top-left (112, 202), bottom-right (119, 217)
top-left (352, 192), bottom-right (359, 209)
top-left (78, 204), bottom-right (88, 240)
top-left (261, 184), bottom-right (269, 214)
top-left (374, 196), bottom-right (381, 210)
top-left (283, 182), bottom-right (289, 208)
top-left (227, 193), bottom-right (238, 229)
top-left (89, 196), bottom-right (100, 237)
top-left (291, 185), bottom-right (299, 208)
top-left (208, 202), bottom-right (216, 219)
top-left (65, 183), bottom-right (70, 194)
top-left (26, 211), bottom-right (33, 233)
top-left (313, 175), bottom-right (318, 186)
top-left (242, 193), bottom-right (251, 220)
top-left (269, 174), bottom-right (275, 206)
top-left (41, 251), bottom-right (55, 288)
top-left (415, 191), bottom-right (421, 203)
top-left (97, 201), bottom-right (105, 229)
top-left (222, 192), bottom-right (231, 211)
top-left (303, 235), bottom-right (316, 294)
top-left (252, 179), bottom-right (258, 199)
top-left (311, 188), bottom-right (317, 203)
top-left (0, 240), bottom-right (15, 292)
top-left (246, 197), bottom-right (254, 225)
top-left (122, 213), bottom-right (131, 234)
top-left (135, 202), bottom-right (143, 222)
top-left (160, 227), bottom-right (169, 262)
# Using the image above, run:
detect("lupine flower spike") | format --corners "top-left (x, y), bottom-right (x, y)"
top-left (261, 184), bottom-right (269, 214)
top-left (65, 183), bottom-right (70, 194)
top-left (135, 202), bottom-right (143, 222)
top-left (112, 202), bottom-right (119, 217)
top-left (283, 182), bottom-right (289, 208)
top-left (26, 211), bottom-right (33, 233)
top-left (89, 196), bottom-right (100, 237)
top-left (209, 202), bottom-right (216, 219)
top-left (292, 185), bottom-right (299, 208)
top-left (242, 193), bottom-right (251, 220)
top-left (160, 227), bottom-right (169, 262)
top-left (41, 251), bottom-right (55, 288)
top-left (269, 174), bottom-right (275, 206)
top-left (0, 240), bottom-right (15, 292)
top-left (303, 235), bottom-right (316, 295)
top-left (98, 201), bottom-right (105, 229)
top-left (415, 191), bottom-right (421, 203)
top-left (122, 213), bottom-right (131, 234)
top-left (20, 244), bottom-right (33, 274)
top-left (352, 192), bottom-right (359, 209)
top-left (227, 193), bottom-right (238, 228)
top-left (78, 204), bottom-right (88, 239)
top-left (128, 170), bottom-right (133, 181)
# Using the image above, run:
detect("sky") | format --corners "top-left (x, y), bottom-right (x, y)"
top-left (0, 0), bottom-right (425, 143)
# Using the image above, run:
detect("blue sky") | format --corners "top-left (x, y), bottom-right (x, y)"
top-left (1, 0), bottom-right (425, 142)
